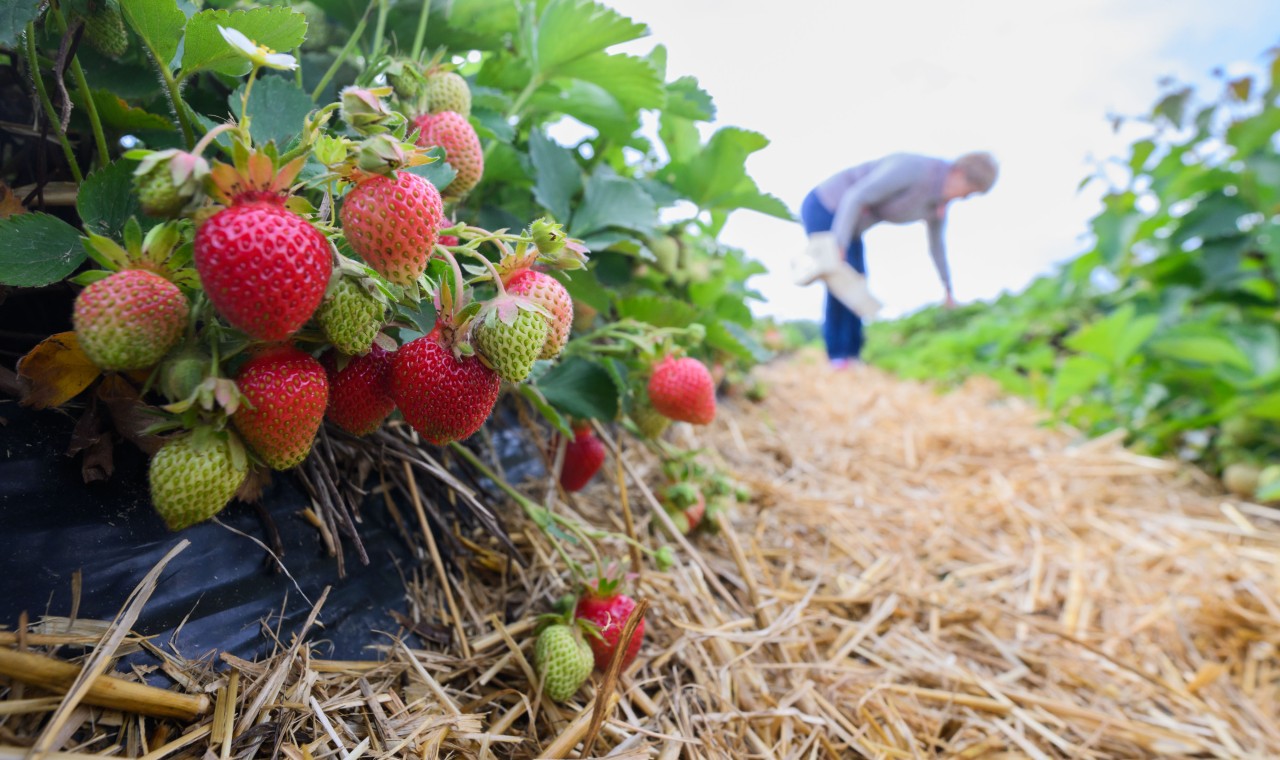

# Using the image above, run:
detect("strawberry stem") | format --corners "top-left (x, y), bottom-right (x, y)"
top-left (23, 22), bottom-right (83, 184)
top-left (192, 123), bottom-right (236, 157)
top-left (455, 247), bottom-right (506, 296)
top-left (448, 441), bottom-right (588, 580)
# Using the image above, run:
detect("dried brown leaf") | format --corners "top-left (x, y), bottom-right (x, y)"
top-left (17, 332), bottom-right (101, 409)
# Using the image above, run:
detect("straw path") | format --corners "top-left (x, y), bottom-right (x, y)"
top-left (2, 353), bottom-right (1279, 758)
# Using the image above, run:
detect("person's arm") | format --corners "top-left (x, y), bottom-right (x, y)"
top-left (926, 214), bottom-right (955, 304)
top-left (830, 158), bottom-right (917, 253)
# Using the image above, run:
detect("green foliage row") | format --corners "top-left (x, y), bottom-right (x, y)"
top-left (866, 50), bottom-right (1280, 500)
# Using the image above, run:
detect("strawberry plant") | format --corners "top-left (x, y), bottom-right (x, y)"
top-left (0, 0), bottom-right (784, 648)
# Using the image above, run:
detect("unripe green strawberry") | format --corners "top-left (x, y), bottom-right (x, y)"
top-left (534, 623), bottom-right (594, 702)
top-left (413, 112), bottom-right (484, 199)
top-left (232, 346), bottom-right (329, 470)
top-left (425, 71), bottom-right (471, 118)
top-left (73, 269), bottom-right (189, 371)
top-left (648, 235), bottom-right (679, 274)
top-left (318, 277), bottom-right (385, 355)
top-left (473, 294), bottom-right (549, 383)
top-left (136, 167), bottom-right (185, 218)
top-left (149, 431), bottom-right (247, 531)
top-left (504, 269), bottom-right (572, 360)
top-left (80, 0), bottom-right (128, 58)
top-left (133, 149), bottom-right (210, 219)
top-left (630, 401), bottom-right (670, 439)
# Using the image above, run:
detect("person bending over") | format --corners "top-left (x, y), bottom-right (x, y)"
top-left (800, 151), bottom-right (998, 368)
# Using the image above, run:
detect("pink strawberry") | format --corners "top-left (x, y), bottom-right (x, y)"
top-left (73, 269), bottom-right (189, 371)
top-left (195, 194), bottom-right (331, 341)
top-left (391, 328), bottom-right (500, 445)
top-left (232, 346), bottom-right (329, 470)
top-left (413, 112), bottom-right (484, 198)
top-left (340, 171), bottom-right (443, 286)
top-left (438, 234), bottom-right (459, 247)
top-left (505, 269), bottom-right (573, 360)
top-left (574, 582), bottom-right (645, 672)
top-left (560, 426), bottom-right (606, 492)
top-left (321, 345), bottom-right (395, 437)
top-left (647, 356), bottom-right (716, 425)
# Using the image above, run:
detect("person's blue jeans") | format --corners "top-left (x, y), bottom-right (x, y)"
top-left (800, 191), bottom-right (866, 360)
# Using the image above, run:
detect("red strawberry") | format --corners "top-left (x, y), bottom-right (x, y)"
top-left (647, 356), bottom-right (716, 425)
top-left (575, 583), bottom-right (645, 672)
top-left (413, 112), bottom-right (484, 198)
top-left (74, 269), bottom-right (189, 371)
top-left (505, 269), bottom-right (573, 360)
top-left (195, 196), bottom-right (331, 341)
top-left (340, 171), bottom-right (443, 286)
top-left (560, 426), bottom-right (606, 492)
top-left (438, 234), bottom-right (459, 247)
top-left (232, 346), bottom-right (329, 470)
top-left (322, 345), bottom-right (395, 437)
top-left (391, 328), bottom-right (500, 445)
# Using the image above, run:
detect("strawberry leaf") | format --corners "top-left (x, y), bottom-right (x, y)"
top-left (535, 357), bottom-right (618, 421)
top-left (0, 213), bottom-right (86, 287)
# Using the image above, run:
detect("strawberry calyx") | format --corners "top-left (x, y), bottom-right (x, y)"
top-left (209, 148), bottom-right (306, 206)
top-left (76, 219), bottom-right (196, 289)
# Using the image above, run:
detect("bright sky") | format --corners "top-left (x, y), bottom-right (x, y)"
top-left (598, 0), bottom-right (1280, 321)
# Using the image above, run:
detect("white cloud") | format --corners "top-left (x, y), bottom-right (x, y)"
top-left (605, 0), bottom-right (1278, 320)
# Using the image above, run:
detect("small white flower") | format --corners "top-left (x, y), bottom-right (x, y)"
top-left (217, 25), bottom-right (297, 71)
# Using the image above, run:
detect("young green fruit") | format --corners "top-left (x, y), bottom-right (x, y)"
top-left (424, 71), bottom-right (472, 117)
top-left (73, 269), bottom-right (189, 371)
top-left (534, 623), bottom-right (594, 702)
top-left (473, 294), bottom-right (549, 383)
top-left (318, 277), bottom-right (386, 355)
top-left (149, 431), bottom-right (247, 531)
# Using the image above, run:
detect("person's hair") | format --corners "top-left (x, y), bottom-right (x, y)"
top-left (954, 151), bottom-right (998, 193)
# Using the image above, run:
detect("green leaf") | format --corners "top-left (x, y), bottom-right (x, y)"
top-left (528, 130), bottom-right (582, 224)
top-left (1226, 105), bottom-right (1280, 157)
top-left (1063, 304), bottom-right (1158, 367)
top-left (535, 357), bottom-right (619, 421)
top-left (1049, 355), bottom-right (1109, 409)
top-left (181, 7), bottom-right (306, 77)
top-left (664, 76), bottom-right (715, 121)
top-left (2, 0), bottom-right (43, 48)
top-left (78, 161), bottom-right (144, 240)
top-left (664, 127), bottom-right (768, 210)
top-left (90, 90), bottom-right (175, 132)
top-left (705, 321), bottom-right (770, 363)
top-left (529, 80), bottom-right (635, 141)
top-left (616, 295), bottom-right (697, 328)
top-left (229, 75), bottom-right (312, 148)
top-left (552, 52), bottom-right (665, 113)
top-left (533, 0), bottom-right (647, 77)
top-left (120, 0), bottom-right (187, 68)
top-left (555, 269), bottom-right (611, 313)
top-left (471, 109), bottom-right (516, 143)
top-left (0, 213), bottom-right (87, 287)
top-left (404, 147), bottom-right (458, 195)
top-left (570, 172), bottom-right (656, 237)
top-left (1148, 333), bottom-right (1253, 371)
top-left (516, 384), bottom-right (573, 437)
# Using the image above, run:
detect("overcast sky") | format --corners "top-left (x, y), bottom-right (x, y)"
top-left (598, 0), bottom-right (1280, 320)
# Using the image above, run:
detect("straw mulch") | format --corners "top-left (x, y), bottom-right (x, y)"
top-left (3, 351), bottom-right (1279, 758)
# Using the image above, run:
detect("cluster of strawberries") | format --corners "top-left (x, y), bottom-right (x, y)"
top-left (534, 571), bottom-right (646, 702)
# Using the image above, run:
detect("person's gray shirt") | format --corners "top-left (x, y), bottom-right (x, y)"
top-left (813, 153), bottom-right (953, 292)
